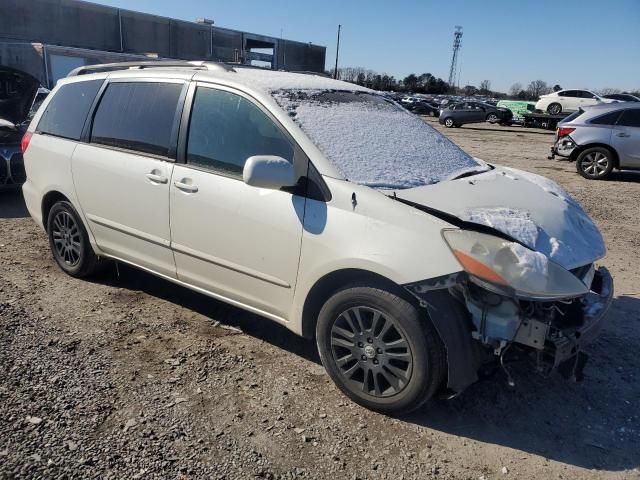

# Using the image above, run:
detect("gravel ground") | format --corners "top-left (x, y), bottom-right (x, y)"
top-left (1, 119), bottom-right (639, 480)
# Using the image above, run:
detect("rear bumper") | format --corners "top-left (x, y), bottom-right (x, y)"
top-left (549, 136), bottom-right (577, 159)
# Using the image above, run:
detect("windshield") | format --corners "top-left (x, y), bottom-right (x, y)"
top-left (273, 90), bottom-right (486, 189)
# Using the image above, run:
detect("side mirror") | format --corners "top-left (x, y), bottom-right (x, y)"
top-left (243, 155), bottom-right (297, 190)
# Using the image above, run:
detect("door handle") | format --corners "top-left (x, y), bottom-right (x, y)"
top-left (174, 180), bottom-right (199, 193)
top-left (616, 132), bottom-right (630, 138)
top-left (145, 172), bottom-right (168, 184)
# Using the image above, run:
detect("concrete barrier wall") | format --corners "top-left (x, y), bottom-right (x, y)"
top-left (278, 40), bottom-right (327, 72)
top-left (120, 11), bottom-right (171, 57)
top-left (0, 0), bottom-right (120, 51)
top-left (0, 0), bottom-right (326, 72)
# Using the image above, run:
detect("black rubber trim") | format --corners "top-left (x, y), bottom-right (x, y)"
top-left (391, 195), bottom-right (526, 246)
top-left (413, 289), bottom-right (484, 393)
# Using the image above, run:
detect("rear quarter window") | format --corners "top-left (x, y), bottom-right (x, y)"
top-left (589, 110), bottom-right (622, 125)
top-left (90, 82), bottom-right (183, 157)
top-left (36, 80), bottom-right (103, 140)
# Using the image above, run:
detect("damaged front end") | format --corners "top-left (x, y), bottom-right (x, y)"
top-left (452, 265), bottom-right (612, 382)
top-left (405, 228), bottom-right (613, 393)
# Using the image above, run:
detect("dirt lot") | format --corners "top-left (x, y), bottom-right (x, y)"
top-left (1, 120), bottom-right (639, 480)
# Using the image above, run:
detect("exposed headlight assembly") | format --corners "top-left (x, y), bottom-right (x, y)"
top-left (442, 229), bottom-right (589, 300)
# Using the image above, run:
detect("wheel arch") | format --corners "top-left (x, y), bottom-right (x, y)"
top-left (570, 143), bottom-right (620, 168)
top-left (300, 268), bottom-right (413, 340)
top-left (41, 190), bottom-right (71, 232)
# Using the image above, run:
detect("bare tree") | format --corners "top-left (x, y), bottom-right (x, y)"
top-left (479, 80), bottom-right (491, 95)
top-left (509, 83), bottom-right (522, 97)
top-left (527, 80), bottom-right (550, 99)
top-left (463, 85), bottom-right (478, 96)
top-left (599, 87), bottom-right (621, 95)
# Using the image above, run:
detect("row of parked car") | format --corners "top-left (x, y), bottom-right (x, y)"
top-left (394, 95), bottom-right (514, 128)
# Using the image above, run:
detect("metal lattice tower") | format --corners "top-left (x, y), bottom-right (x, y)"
top-left (447, 26), bottom-right (463, 87)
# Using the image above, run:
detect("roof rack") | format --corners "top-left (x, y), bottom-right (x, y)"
top-left (67, 60), bottom-right (235, 77)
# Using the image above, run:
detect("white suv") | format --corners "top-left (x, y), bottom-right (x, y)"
top-left (22, 61), bottom-right (613, 414)
top-left (535, 89), bottom-right (615, 115)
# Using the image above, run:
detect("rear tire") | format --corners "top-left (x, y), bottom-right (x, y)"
top-left (316, 285), bottom-right (446, 415)
top-left (444, 117), bottom-right (455, 128)
top-left (47, 201), bottom-right (102, 277)
top-left (486, 113), bottom-right (499, 123)
top-left (547, 103), bottom-right (562, 115)
top-left (576, 147), bottom-right (614, 180)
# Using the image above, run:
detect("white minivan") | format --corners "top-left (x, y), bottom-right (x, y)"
top-left (22, 62), bottom-right (613, 414)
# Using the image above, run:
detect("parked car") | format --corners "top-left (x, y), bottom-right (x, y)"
top-left (535, 89), bottom-right (616, 115)
top-left (404, 101), bottom-right (439, 117)
top-left (0, 66), bottom-right (47, 189)
top-left (550, 103), bottom-right (640, 179)
top-left (602, 93), bottom-right (640, 102)
top-left (438, 101), bottom-right (513, 127)
top-left (22, 61), bottom-right (612, 414)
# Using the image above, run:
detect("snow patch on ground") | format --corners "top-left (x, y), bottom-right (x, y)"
top-left (276, 97), bottom-right (482, 189)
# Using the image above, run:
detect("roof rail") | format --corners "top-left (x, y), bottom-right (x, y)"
top-left (67, 60), bottom-right (235, 77)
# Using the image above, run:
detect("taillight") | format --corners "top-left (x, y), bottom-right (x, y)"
top-left (557, 127), bottom-right (575, 138)
top-left (21, 132), bottom-right (33, 154)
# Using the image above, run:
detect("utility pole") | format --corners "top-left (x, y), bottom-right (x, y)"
top-left (333, 24), bottom-right (341, 79)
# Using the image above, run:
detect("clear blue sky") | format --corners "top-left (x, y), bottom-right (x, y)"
top-left (93, 0), bottom-right (640, 92)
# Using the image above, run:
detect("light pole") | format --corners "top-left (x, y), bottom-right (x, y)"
top-left (333, 24), bottom-right (341, 79)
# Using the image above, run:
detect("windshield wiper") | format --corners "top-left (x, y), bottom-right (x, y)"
top-left (450, 164), bottom-right (494, 180)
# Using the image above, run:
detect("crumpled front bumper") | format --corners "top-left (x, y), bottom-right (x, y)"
top-left (539, 267), bottom-right (614, 380)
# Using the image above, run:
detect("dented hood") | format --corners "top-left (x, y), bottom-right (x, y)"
top-left (396, 166), bottom-right (605, 270)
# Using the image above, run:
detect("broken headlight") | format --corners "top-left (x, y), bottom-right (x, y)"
top-left (442, 229), bottom-right (589, 300)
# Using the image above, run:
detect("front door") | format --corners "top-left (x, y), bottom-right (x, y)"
top-left (169, 84), bottom-right (306, 320)
top-left (612, 108), bottom-right (640, 168)
top-left (72, 79), bottom-right (185, 277)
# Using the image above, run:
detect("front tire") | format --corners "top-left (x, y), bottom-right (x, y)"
top-left (486, 113), bottom-right (499, 123)
top-left (444, 117), bottom-right (455, 128)
top-left (547, 103), bottom-right (562, 115)
top-left (576, 147), bottom-right (614, 180)
top-left (316, 285), bottom-right (446, 415)
top-left (47, 201), bottom-right (102, 277)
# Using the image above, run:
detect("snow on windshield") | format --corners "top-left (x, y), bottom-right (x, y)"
top-left (274, 90), bottom-right (484, 189)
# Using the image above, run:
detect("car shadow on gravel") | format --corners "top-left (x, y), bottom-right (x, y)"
top-left (91, 262), bottom-right (322, 364)
top-left (454, 125), bottom-right (554, 136)
top-left (405, 295), bottom-right (640, 473)
top-left (0, 190), bottom-right (29, 218)
top-left (607, 170), bottom-right (640, 182)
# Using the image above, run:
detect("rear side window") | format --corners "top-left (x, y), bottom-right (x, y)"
top-left (618, 109), bottom-right (640, 127)
top-left (91, 82), bottom-right (183, 157)
top-left (562, 110), bottom-right (584, 123)
top-left (186, 87), bottom-right (294, 177)
top-left (37, 80), bottom-right (102, 140)
top-left (590, 110), bottom-right (622, 125)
